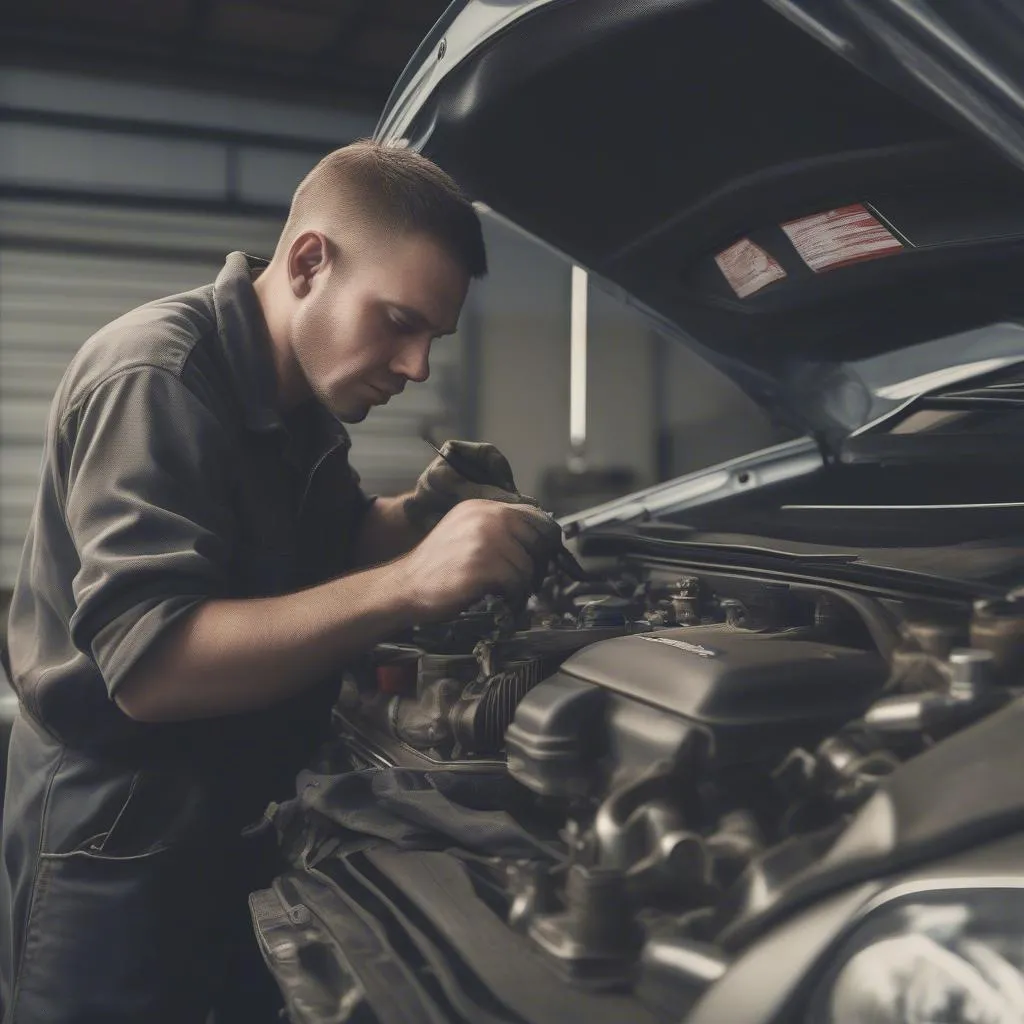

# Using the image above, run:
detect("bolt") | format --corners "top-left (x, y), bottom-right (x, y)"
top-left (949, 648), bottom-right (994, 699)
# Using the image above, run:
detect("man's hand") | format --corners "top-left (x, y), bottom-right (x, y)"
top-left (400, 499), bottom-right (562, 620)
top-left (404, 440), bottom-right (540, 531)
top-left (115, 500), bottom-right (565, 723)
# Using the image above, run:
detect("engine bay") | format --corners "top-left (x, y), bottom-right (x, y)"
top-left (303, 557), bottom-right (1024, 1014)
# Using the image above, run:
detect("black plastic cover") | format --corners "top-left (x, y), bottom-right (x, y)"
top-left (506, 628), bottom-right (886, 796)
top-left (505, 675), bottom-right (610, 798)
top-left (559, 627), bottom-right (885, 727)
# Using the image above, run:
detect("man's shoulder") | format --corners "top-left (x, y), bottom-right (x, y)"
top-left (57, 282), bottom-right (226, 423)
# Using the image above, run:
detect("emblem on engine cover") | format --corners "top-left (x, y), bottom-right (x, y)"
top-left (639, 636), bottom-right (718, 657)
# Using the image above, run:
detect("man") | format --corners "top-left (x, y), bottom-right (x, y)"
top-left (0, 141), bottom-right (558, 1023)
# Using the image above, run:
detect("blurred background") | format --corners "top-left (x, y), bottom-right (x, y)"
top-left (0, 0), bottom-right (790, 628)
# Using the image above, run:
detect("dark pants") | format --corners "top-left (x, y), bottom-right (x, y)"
top-left (0, 714), bottom-right (285, 1024)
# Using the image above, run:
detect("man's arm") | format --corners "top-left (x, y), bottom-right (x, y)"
top-left (351, 494), bottom-right (425, 567)
top-left (114, 556), bottom-right (417, 722)
top-left (115, 499), bottom-right (558, 723)
top-left (60, 370), bottom-right (559, 724)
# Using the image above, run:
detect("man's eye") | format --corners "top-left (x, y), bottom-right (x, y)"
top-left (388, 312), bottom-right (415, 333)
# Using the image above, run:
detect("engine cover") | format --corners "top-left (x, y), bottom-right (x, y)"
top-left (563, 627), bottom-right (885, 724)
top-left (506, 627), bottom-right (887, 797)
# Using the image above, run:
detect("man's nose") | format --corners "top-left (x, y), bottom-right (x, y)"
top-left (391, 336), bottom-right (431, 383)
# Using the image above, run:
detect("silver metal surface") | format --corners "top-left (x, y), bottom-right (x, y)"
top-left (864, 695), bottom-right (926, 732)
top-left (687, 833), bottom-right (1024, 1023)
top-left (642, 935), bottom-right (728, 986)
top-left (559, 437), bottom-right (824, 531)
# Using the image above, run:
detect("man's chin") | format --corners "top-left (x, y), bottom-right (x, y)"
top-left (313, 385), bottom-right (373, 423)
top-left (328, 401), bottom-right (370, 424)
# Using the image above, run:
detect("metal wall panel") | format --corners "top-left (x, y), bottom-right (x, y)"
top-left (0, 199), bottom-right (466, 586)
top-left (0, 67), bottom-right (376, 144)
top-left (0, 123), bottom-right (228, 199)
top-left (0, 199), bottom-right (282, 254)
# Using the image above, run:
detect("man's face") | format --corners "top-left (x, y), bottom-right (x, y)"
top-left (289, 231), bottom-right (470, 423)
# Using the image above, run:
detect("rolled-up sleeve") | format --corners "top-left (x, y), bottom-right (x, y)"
top-left (63, 366), bottom-right (236, 697)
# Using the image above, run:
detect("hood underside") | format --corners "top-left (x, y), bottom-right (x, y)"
top-left (377, 0), bottom-right (1024, 438)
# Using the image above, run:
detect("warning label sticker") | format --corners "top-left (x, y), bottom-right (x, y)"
top-left (714, 237), bottom-right (787, 298)
top-left (781, 203), bottom-right (904, 273)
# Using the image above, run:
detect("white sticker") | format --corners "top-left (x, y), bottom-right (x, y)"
top-left (781, 203), bottom-right (904, 273)
top-left (714, 237), bottom-right (787, 298)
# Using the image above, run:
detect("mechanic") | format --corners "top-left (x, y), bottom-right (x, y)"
top-left (0, 141), bottom-right (559, 1023)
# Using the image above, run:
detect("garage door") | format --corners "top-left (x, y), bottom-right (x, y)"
top-left (0, 198), bottom-right (467, 587)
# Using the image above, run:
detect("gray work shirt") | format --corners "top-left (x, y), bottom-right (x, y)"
top-left (6, 251), bottom-right (373, 773)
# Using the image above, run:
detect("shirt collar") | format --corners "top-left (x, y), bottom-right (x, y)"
top-left (212, 251), bottom-right (282, 434)
top-left (211, 251), bottom-right (351, 451)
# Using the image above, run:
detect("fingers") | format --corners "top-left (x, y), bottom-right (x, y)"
top-left (506, 504), bottom-right (564, 554)
top-left (443, 440), bottom-right (517, 493)
top-left (403, 497), bottom-right (565, 619)
top-left (449, 481), bottom-right (526, 505)
top-left (492, 538), bottom-right (542, 607)
top-left (490, 507), bottom-right (566, 604)
top-left (442, 501), bottom-right (557, 600)
top-left (491, 538), bottom-right (535, 594)
top-left (494, 504), bottom-right (550, 550)
top-left (424, 460), bottom-right (520, 505)
top-left (423, 458), bottom-right (467, 491)
top-left (419, 441), bottom-right (535, 519)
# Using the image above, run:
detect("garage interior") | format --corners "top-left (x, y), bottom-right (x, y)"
top-left (0, 0), bottom-right (784, 773)
top-left (5, 3), bottom-right (1024, 1022)
top-left (0, 0), bottom-right (788, 575)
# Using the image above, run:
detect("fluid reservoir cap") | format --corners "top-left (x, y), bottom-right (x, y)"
top-left (949, 648), bottom-right (995, 690)
top-left (578, 597), bottom-right (631, 629)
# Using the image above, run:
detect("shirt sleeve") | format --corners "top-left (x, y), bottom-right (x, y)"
top-left (63, 366), bottom-right (236, 697)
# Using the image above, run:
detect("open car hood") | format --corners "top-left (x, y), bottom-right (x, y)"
top-left (376, 0), bottom-right (1024, 445)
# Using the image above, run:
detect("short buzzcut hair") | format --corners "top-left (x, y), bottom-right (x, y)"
top-left (280, 139), bottom-right (487, 278)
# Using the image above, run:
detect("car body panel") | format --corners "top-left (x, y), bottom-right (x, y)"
top-left (376, 0), bottom-right (1024, 447)
top-left (241, 9), bottom-right (1024, 1024)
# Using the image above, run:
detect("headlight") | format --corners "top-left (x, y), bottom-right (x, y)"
top-left (806, 888), bottom-right (1024, 1024)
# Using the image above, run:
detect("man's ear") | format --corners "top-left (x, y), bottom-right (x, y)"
top-left (287, 231), bottom-right (329, 298)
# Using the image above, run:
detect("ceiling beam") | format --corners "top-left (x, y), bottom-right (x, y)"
top-left (0, 0), bottom-right (437, 111)
top-left (319, 0), bottom-right (378, 66)
top-left (0, 31), bottom-right (390, 112)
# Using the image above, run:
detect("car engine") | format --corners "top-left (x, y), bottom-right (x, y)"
top-left (316, 562), bottom-right (1024, 1007)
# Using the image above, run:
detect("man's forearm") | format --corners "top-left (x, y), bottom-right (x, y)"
top-left (115, 557), bottom-right (420, 722)
top-left (352, 493), bottom-right (426, 566)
